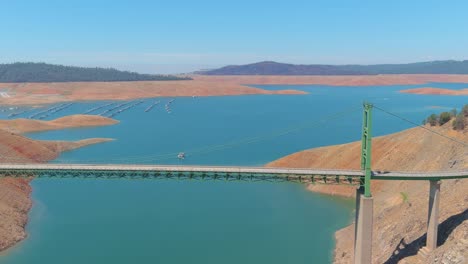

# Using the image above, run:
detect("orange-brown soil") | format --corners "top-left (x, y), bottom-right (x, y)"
top-left (267, 122), bottom-right (468, 263)
top-left (0, 125), bottom-right (115, 251)
top-left (0, 129), bottom-right (113, 163)
top-left (0, 80), bottom-right (306, 105)
top-left (267, 123), bottom-right (468, 173)
top-left (0, 177), bottom-right (31, 252)
top-left (3, 74), bottom-right (468, 106)
top-left (401, 87), bottom-right (468, 96)
top-left (0, 115), bottom-right (118, 134)
top-left (193, 74), bottom-right (468, 86)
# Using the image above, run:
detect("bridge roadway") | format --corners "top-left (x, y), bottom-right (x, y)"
top-left (0, 163), bottom-right (467, 182)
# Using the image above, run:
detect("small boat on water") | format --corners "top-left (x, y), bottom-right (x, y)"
top-left (177, 152), bottom-right (185, 159)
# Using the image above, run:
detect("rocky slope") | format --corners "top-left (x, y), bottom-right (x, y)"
top-left (267, 122), bottom-right (468, 263)
top-left (0, 177), bottom-right (31, 251)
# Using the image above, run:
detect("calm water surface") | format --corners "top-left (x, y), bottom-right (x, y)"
top-left (1, 83), bottom-right (466, 263)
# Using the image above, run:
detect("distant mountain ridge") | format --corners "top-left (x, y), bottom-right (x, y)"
top-left (0, 62), bottom-right (191, 82)
top-left (197, 60), bottom-right (468, 75)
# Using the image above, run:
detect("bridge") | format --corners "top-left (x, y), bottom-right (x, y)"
top-left (0, 163), bottom-right (467, 182)
top-left (1, 103), bottom-right (467, 264)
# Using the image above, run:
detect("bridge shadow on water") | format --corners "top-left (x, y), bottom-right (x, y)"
top-left (383, 208), bottom-right (468, 264)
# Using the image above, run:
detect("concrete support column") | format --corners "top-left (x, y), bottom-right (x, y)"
top-left (426, 180), bottom-right (441, 251)
top-left (354, 187), bottom-right (373, 264)
top-left (354, 187), bottom-right (362, 253)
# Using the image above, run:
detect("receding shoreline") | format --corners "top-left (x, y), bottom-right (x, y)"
top-left (193, 74), bottom-right (468, 86)
top-left (2, 74), bottom-right (468, 106)
top-left (0, 79), bottom-right (307, 106)
top-left (400, 87), bottom-right (468, 95)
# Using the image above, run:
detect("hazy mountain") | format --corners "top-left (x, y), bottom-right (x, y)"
top-left (197, 60), bottom-right (468, 75)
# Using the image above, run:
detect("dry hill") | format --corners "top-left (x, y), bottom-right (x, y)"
top-left (268, 122), bottom-right (468, 263)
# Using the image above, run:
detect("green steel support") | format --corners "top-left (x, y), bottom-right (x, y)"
top-left (361, 102), bottom-right (373, 197)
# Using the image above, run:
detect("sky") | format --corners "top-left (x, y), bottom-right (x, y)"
top-left (1, 0), bottom-right (468, 73)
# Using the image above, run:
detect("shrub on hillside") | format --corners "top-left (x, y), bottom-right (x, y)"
top-left (450, 108), bottom-right (457, 117)
top-left (452, 113), bottom-right (466, 130)
top-left (425, 104), bottom-right (467, 130)
top-left (438, 112), bottom-right (452, 125)
top-left (462, 105), bottom-right (468, 117)
top-left (426, 114), bottom-right (438, 126)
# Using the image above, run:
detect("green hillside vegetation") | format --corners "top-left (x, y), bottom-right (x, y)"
top-left (0, 62), bottom-right (191, 82)
top-left (423, 105), bottom-right (468, 130)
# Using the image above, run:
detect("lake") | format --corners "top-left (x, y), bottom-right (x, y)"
top-left (1, 83), bottom-right (466, 263)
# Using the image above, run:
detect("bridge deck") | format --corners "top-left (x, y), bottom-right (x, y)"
top-left (372, 171), bottom-right (468, 180)
top-left (0, 163), bottom-right (363, 176)
top-left (0, 164), bottom-right (466, 182)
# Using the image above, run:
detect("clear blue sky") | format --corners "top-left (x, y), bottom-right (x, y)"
top-left (1, 0), bottom-right (468, 73)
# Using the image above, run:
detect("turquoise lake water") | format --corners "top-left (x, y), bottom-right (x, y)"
top-left (1, 83), bottom-right (466, 263)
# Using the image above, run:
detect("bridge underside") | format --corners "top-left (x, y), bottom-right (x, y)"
top-left (0, 169), bottom-right (362, 185)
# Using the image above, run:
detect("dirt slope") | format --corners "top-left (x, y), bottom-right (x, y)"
top-left (267, 122), bottom-right (468, 263)
top-left (0, 128), bottom-right (113, 251)
top-left (0, 115), bottom-right (118, 134)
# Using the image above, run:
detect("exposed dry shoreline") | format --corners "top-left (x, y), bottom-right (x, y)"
top-left (0, 79), bottom-right (306, 106)
top-left (0, 117), bottom-right (117, 251)
top-left (2, 74), bottom-right (468, 106)
top-left (400, 87), bottom-right (468, 95)
top-left (193, 74), bottom-right (468, 86)
top-left (268, 122), bottom-right (468, 263)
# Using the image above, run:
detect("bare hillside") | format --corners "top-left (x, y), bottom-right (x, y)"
top-left (268, 123), bottom-right (468, 263)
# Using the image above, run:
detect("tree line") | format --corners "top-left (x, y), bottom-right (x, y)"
top-left (0, 62), bottom-right (192, 82)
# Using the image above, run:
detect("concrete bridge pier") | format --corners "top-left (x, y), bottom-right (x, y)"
top-left (354, 187), bottom-right (373, 264)
top-left (426, 180), bottom-right (441, 251)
